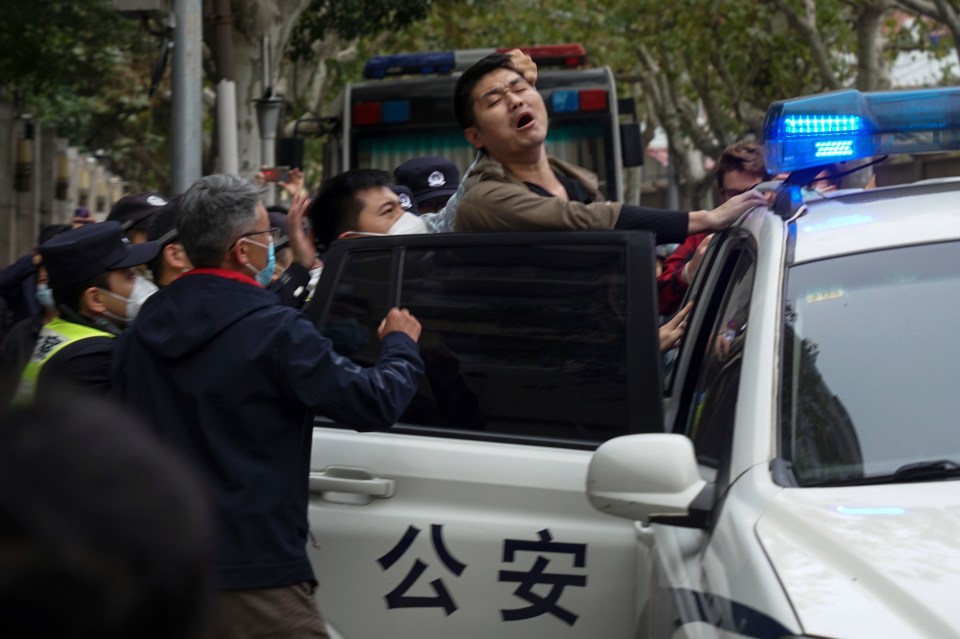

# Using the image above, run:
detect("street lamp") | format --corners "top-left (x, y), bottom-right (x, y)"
top-left (254, 35), bottom-right (282, 205)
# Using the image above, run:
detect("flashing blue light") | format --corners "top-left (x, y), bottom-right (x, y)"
top-left (364, 52), bottom-right (456, 79)
top-left (783, 115), bottom-right (865, 135)
top-left (552, 90), bottom-right (580, 113)
top-left (835, 505), bottom-right (906, 516)
top-left (814, 139), bottom-right (856, 159)
top-left (762, 88), bottom-right (960, 174)
top-left (381, 100), bottom-right (411, 124)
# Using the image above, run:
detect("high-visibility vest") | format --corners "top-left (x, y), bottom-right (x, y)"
top-left (14, 317), bottom-right (114, 404)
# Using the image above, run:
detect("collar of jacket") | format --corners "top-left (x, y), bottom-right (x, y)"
top-left (466, 153), bottom-right (603, 197)
top-left (180, 268), bottom-right (261, 287)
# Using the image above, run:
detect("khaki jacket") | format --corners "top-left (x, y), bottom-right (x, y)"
top-left (454, 155), bottom-right (623, 232)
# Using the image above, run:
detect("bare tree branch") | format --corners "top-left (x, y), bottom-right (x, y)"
top-left (772, 0), bottom-right (843, 89)
top-left (897, 0), bottom-right (960, 63)
top-left (684, 50), bottom-right (729, 153)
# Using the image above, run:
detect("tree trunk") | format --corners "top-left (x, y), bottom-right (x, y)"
top-left (856, 1), bottom-right (893, 91)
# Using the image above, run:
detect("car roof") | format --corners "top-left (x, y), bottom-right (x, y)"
top-left (790, 176), bottom-right (960, 264)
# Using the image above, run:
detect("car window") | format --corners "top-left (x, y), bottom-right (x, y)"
top-left (663, 233), bottom-right (724, 395)
top-left (782, 241), bottom-right (960, 485)
top-left (320, 243), bottom-right (634, 446)
top-left (681, 248), bottom-right (756, 469)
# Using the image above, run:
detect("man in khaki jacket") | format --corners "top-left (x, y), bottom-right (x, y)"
top-left (452, 53), bottom-right (766, 241)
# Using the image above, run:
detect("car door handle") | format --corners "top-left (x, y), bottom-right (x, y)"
top-left (309, 467), bottom-right (396, 498)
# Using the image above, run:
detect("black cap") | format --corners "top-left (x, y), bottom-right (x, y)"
top-left (41, 222), bottom-right (161, 289)
top-left (390, 184), bottom-right (420, 215)
top-left (146, 196), bottom-right (181, 247)
top-left (107, 192), bottom-right (168, 232)
top-left (394, 156), bottom-right (459, 206)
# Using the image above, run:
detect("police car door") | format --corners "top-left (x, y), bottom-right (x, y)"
top-left (305, 232), bottom-right (664, 639)
top-left (648, 228), bottom-right (789, 637)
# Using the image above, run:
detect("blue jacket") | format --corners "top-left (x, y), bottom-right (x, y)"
top-left (112, 270), bottom-right (423, 590)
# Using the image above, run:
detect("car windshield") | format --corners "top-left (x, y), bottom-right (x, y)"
top-left (781, 241), bottom-right (960, 486)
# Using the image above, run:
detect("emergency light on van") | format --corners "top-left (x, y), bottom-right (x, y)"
top-left (364, 44), bottom-right (588, 79)
top-left (762, 87), bottom-right (960, 173)
top-left (551, 89), bottom-right (608, 114)
top-left (353, 100), bottom-right (412, 126)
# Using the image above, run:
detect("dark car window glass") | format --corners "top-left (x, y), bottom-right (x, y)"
top-left (320, 251), bottom-right (394, 363)
top-left (683, 250), bottom-right (756, 468)
top-left (321, 244), bottom-right (631, 444)
top-left (782, 241), bottom-right (960, 486)
top-left (399, 245), bottom-right (628, 442)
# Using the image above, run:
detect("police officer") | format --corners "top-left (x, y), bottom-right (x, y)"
top-left (15, 222), bottom-right (159, 401)
top-left (145, 195), bottom-right (192, 288)
top-left (393, 156), bottom-right (460, 213)
top-left (107, 191), bottom-right (168, 244)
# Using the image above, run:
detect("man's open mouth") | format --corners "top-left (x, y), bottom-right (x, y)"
top-left (515, 112), bottom-right (534, 129)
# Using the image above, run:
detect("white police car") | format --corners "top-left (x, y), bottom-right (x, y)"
top-left (305, 87), bottom-right (960, 638)
top-left (588, 86), bottom-right (960, 637)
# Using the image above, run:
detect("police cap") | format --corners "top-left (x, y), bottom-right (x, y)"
top-left (41, 222), bottom-right (161, 289)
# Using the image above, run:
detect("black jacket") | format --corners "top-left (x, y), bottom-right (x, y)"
top-left (0, 255), bottom-right (40, 330)
top-left (112, 269), bottom-right (423, 590)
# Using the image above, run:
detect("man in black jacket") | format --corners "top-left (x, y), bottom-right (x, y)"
top-left (113, 174), bottom-right (424, 639)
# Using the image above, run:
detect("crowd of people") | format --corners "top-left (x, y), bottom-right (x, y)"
top-left (2, 50), bottom-right (782, 638)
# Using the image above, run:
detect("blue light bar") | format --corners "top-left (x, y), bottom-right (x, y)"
top-left (364, 52), bottom-right (456, 79)
top-left (762, 88), bottom-right (960, 173)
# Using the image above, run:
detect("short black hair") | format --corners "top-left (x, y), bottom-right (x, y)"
top-left (453, 52), bottom-right (516, 131)
top-left (52, 271), bottom-right (111, 313)
top-left (307, 169), bottom-right (391, 250)
top-left (0, 393), bottom-right (212, 639)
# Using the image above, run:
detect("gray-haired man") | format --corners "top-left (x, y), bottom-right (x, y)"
top-left (113, 174), bottom-right (424, 638)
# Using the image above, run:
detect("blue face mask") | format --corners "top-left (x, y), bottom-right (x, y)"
top-left (36, 283), bottom-right (56, 310)
top-left (244, 237), bottom-right (276, 287)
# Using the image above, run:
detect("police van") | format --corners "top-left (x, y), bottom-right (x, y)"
top-left (305, 87), bottom-right (960, 638)
top-left (318, 44), bottom-right (643, 201)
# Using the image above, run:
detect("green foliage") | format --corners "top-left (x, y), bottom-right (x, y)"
top-left (1, 0), bottom-right (174, 191)
top-left (366, 0), bottom-right (911, 152)
top-left (289, 0), bottom-right (434, 61)
top-left (2, 1), bottom-right (123, 102)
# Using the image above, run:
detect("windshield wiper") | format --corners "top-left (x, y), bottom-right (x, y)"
top-left (802, 459), bottom-right (960, 487)
top-left (890, 459), bottom-right (960, 483)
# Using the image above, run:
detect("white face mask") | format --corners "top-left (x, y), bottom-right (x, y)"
top-left (99, 274), bottom-right (158, 326)
top-left (387, 212), bottom-right (428, 235)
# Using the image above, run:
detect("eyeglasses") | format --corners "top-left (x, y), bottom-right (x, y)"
top-left (235, 226), bottom-right (281, 245)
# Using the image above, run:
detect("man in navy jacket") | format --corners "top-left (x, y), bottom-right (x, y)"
top-left (113, 174), bottom-right (424, 639)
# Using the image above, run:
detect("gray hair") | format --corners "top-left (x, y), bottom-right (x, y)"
top-left (175, 175), bottom-right (264, 268)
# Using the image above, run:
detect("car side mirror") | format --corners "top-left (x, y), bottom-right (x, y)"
top-left (586, 433), bottom-right (714, 528)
